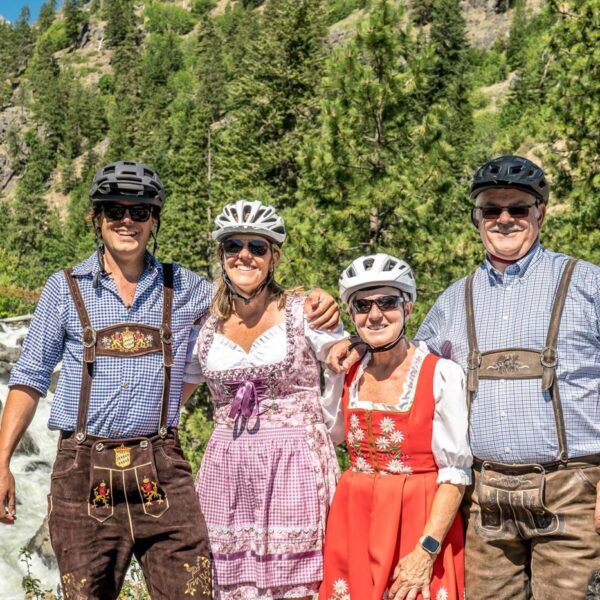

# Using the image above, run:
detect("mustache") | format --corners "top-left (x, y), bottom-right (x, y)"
top-left (489, 224), bottom-right (524, 234)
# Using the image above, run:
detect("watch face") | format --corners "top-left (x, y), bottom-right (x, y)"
top-left (421, 535), bottom-right (441, 554)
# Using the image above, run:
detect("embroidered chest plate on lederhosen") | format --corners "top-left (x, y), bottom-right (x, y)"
top-left (465, 258), bottom-right (578, 463)
top-left (64, 263), bottom-right (175, 444)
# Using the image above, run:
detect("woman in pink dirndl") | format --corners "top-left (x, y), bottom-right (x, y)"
top-left (184, 200), bottom-right (346, 599)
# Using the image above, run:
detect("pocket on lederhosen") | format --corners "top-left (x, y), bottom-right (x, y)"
top-left (87, 438), bottom-right (169, 522)
top-left (476, 462), bottom-right (564, 540)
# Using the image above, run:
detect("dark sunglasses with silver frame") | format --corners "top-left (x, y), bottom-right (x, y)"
top-left (471, 201), bottom-right (538, 227)
top-left (352, 294), bottom-right (405, 314)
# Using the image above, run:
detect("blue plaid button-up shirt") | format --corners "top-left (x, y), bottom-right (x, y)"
top-left (9, 252), bottom-right (213, 438)
top-left (416, 244), bottom-right (600, 463)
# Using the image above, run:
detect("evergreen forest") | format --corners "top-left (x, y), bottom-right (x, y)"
top-left (0, 0), bottom-right (598, 324)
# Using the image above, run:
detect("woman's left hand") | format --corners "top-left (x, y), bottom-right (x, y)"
top-left (389, 546), bottom-right (435, 600)
top-left (305, 289), bottom-right (340, 330)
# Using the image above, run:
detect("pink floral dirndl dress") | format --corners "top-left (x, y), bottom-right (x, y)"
top-left (191, 295), bottom-right (341, 599)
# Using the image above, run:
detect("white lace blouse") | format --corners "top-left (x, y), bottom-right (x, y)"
top-left (335, 341), bottom-right (472, 485)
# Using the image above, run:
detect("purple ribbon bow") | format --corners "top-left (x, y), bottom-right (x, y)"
top-left (226, 378), bottom-right (269, 419)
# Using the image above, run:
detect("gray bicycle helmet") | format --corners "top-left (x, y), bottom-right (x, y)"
top-left (470, 155), bottom-right (549, 204)
top-left (89, 161), bottom-right (166, 208)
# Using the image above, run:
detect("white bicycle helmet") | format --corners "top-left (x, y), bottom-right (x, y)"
top-left (339, 253), bottom-right (417, 304)
top-left (212, 200), bottom-right (286, 244)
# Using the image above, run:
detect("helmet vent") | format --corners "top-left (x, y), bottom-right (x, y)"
top-left (104, 165), bottom-right (115, 174)
top-left (510, 165), bottom-right (523, 174)
top-left (383, 259), bottom-right (397, 271)
top-left (363, 258), bottom-right (374, 270)
top-left (490, 166), bottom-right (500, 174)
top-left (346, 267), bottom-right (356, 278)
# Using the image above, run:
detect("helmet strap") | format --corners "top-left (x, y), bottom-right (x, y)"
top-left (352, 305), bottom-right (409, 354)
top-left (221, 261), bottom-right (275, 306)
top-left (92, 215), bottom-right (108, 289)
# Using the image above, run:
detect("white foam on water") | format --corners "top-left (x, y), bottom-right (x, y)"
top-left (0, 321), bottom-right (60, 599)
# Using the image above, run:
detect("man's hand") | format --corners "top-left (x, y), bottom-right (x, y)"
top-left (389, 546), bottom-right (435, 600)
top-left (325, 338), bottom-right (364, 374)
top-left (305, 288), bottom-right (339, 330)
top-left (595, 481), bottom-right (600, 534)
top-left (0, 465), bottom-right (16, 524)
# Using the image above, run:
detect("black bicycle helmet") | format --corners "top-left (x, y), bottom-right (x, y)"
top-left (470, 155), bottom-right (549, 203)
top-left (89, 161), bottom-right (166, 208)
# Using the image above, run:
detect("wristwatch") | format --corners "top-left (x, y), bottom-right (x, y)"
top-left (419, 535), bottom-right (441, 556)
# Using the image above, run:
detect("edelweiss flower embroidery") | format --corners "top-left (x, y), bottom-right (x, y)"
top-left (347, 413), bottom-right (374, 473)
top-left (436, 587), bottom-right (449, 600)
top-left (330, 578), bottom-right (351, 600)
top-left (380, 416), bottom-right (395, 433)
top-left (375, 415), bottom-right (412, 475)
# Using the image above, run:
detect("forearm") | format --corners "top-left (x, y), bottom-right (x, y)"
top-left (0, 386), bottom-right (40, 467)
top-left (421, 483), bottom-right (465, 543)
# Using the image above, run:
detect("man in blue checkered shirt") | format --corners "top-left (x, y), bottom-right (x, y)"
top-left (0, 161), bottom-right (339, 599)
top-left (415, 156), bottom-right (600, 600)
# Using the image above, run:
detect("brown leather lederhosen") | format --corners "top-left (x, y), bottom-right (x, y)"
top-left (49, 264), bottom-right (212, 599)
top-left (464, 257), bottom-right (600, 540)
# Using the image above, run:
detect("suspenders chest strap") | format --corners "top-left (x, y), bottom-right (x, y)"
top-left (63, 263), bottom-right (175, 443)
top-left (465, 258), bottom-right (578, 462)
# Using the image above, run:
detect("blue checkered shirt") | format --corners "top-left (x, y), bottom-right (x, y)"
top-left (416, 244), bottom-right (600, 463)
top-left (9, 252), bottom-right (213, 438)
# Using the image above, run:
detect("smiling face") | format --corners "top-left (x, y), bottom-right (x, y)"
top-left (96, 201), bottom-right (157, 263)
top-left (221, 234), bottom-right (279, 297)
top-left (474, 188), bottom-right (545, 262)
top-left (350, 286), bottom-right (413, 349)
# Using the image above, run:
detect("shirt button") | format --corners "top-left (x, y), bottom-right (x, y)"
top-left (500, 411), bottom-right (506, 417)
top-left (122, 382), bottom-right (129, 389)
top-left (503, 315), bottom-right (508, 320)
top-left (505, 447), bottom-right (512, 454)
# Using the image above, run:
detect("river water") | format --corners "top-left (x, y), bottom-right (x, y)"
top-left (0, 319), bottom-right (61, 598)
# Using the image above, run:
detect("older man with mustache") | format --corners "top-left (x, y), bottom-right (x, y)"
top-left (415, 155), bottom-right (600, 600)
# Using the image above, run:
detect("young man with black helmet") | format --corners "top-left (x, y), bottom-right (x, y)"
top-left (415, 155), bottom-right (600, 599)
top-left (0, 161), bottom-right (339, 599)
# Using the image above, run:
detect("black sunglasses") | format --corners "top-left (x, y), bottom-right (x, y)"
top-left (352, 295), bottom-right (404, 314)
top-left (101, 203), bottom-right (153, 223)
top-left (222, 238), bottom-right (270, 257)
top-left (472, 203), bottom-right (537, 221)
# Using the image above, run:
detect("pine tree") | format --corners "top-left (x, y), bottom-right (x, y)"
top-left (211, 0), bottom-right (327, 205)
top-left (63, 0), bottom-right (82, 45)
top-left (38, 0), bottom-right (57, 32)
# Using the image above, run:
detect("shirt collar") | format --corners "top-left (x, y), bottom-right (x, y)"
top-left (484, 242), bottom-right (544, 283)
top-left (71, 251), bottom-right (162, 277)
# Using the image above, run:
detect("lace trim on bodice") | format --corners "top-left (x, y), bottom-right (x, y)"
top-left (348, 342), bottom-right (428, 412)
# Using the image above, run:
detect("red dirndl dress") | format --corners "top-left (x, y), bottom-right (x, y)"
top-left (319, 352), bottom-right (464, 600)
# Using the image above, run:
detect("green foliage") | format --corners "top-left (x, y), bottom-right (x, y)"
top-left (63, 0), bottom-right (85, 45)
top-left (144, 2), bottom-right (196, 35)
top-left (37, 0), bottom-right (57, 33)
top-left (326, 0), bottom-right (367, 24)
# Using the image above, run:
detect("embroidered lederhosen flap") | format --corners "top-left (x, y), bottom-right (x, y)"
top-left (96, 324), bottom-right (161, 357)
top-left (478, 348), bottom-right (544, 380)
top-left (88, 438), bottom-right (169, 522)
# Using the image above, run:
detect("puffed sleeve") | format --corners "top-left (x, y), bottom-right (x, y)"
top-left (431, 358), bottom-right (472, 485)
top-left (183, 321), bottom-right (206, 384)
top-left (304, 319), bottom-right (348, 445)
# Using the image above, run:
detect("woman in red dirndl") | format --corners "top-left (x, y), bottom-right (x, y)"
top-left (321, 254), bottom-right (472, 600)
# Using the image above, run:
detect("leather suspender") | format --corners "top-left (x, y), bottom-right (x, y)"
top-left (465, 258), bottom-right (578, 462)
top-left (64, 263), bottom-right (174, 443)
